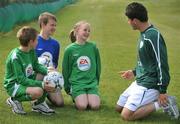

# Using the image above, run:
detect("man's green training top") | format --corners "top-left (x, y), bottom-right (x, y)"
top-left (135, 25), bottom-right (170, 94)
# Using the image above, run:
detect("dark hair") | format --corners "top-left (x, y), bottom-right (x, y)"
top-left (69, 30), bottom-right (76, 43)
top-left (38, 12), bottom-right (57, 28)
top-left (125, 2), bottom-right (148, 22)
top-left (17, 26), bottom-right (38, 46)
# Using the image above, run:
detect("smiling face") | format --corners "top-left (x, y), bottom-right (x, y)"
top-left (75, 23), bottom-right (90, 42)
top-left (42, 18), bottom-right (57, 36)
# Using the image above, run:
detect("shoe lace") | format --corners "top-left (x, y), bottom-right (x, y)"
top-left (41, 102), bottom-right (50, 109)
top-left (13, 100), bottom-right (24, 111)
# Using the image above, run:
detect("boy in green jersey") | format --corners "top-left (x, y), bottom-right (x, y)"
top-left (116, 2), bottom-right (179, 120)
top-left (4, 26), bottom-right (55, 115)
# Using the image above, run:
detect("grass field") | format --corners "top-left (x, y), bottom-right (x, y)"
top-left (0, 0), bottom-right (180, 124)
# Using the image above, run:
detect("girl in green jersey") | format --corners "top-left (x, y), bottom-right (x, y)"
top-left (62, 21), bottom-right (101, 110)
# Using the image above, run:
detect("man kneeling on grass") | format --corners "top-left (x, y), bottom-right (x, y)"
top-left (116, 2), bottom-right (179, 121)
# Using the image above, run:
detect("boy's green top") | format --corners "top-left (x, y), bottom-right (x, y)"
top-left (135, 25), bottom-right (170, 94)
top-left (4, 48), bottom-right (47, 95)
top-left (62, 41), bottom-right (101, 94)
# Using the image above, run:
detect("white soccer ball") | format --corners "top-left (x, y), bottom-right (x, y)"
top-left (38, 56), bottom-right (53, 67)
top-left (43, 71), bottom-right (64, 89)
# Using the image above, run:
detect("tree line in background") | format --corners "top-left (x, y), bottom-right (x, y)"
top-left (0, 0), bottom-right (59, 7)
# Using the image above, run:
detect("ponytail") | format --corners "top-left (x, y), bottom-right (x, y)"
top-left (69, 30), bottom-right (76, 43)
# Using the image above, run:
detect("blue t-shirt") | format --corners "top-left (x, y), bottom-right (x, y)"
top-left (35, 35), bottom-right (60, 68)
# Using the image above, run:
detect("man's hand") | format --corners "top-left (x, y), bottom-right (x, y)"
top-left (118, 70), bottom-right (134, 80)
top-left (158, 93), bottom-right (168, 107)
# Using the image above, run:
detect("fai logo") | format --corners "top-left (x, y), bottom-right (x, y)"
top-left (77, 56), bottom-right (91, 71)
top-left (138, 61), bottom-right (142, 66)
top-left (140, 41), bottom-right (144, 48)
top-left (25, 64), bottom-right (34, 77)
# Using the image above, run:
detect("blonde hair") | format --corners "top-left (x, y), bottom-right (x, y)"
top-left (69, 20), bottom-right (90, 43)
top-left (38, 12), bottom-right (57, 28)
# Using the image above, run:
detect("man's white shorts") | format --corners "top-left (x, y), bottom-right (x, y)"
top-left (116, 81), bottom-right (159, 111)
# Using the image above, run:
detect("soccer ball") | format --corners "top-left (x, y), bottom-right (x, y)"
top-left (43, 71), bottom-right (64, 89)
top-left (38, 56), bottom-right (53, 67)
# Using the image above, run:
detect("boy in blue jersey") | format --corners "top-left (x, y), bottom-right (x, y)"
top-left (116, 2), bottom-right (179, 121)
top-left (35, 12), bottom-right (64, 107)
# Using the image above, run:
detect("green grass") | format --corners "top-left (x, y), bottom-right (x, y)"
top-left (0, 0), bottom-right (180, 123)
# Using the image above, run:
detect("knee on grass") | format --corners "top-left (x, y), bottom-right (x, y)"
top-left (76, 102), bottom-right (88, 110)
top-left (120, 111), bottom-right (136, 121)
top-left (89, 103), bottom-right (100, 110)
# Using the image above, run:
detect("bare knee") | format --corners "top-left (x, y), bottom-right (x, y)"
top-left (88, 95), bottom-right (100, 110)
top-left (89, 100), bottom-right (100, 110)
top-left (74, 94), bottom-right (88, 110)
top-left (75, 102), bottom-right (88, 110)
top-left (89, 103), bottom-right (100, 110)
top-left (120, 108), bottom-right (135, 121)
top-left (31, 88), bottom-right (43, 100)
top-left (121, 113), bottom-right (132, 121)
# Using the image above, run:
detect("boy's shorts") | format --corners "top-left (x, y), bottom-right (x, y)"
top-left (7, 83), bottom-right (27, 98)
top-left (72, 87), bottom-right (99, 100)
top-left (116, 81), bottom-right (159, 111)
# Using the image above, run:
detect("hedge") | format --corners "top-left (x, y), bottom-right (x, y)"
top-left (0, 0), bottom-right (76, 32)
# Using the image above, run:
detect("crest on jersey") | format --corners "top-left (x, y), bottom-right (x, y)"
top-left (140, 41), bottom-right (144, 48)
top-left (77, 56), bottom-right (91, 71)
top-left (25, 64), bottom-right (34, 77)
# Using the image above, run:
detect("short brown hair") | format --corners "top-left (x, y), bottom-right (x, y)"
top-left (38, 12), bottom-right (57, 28)
top-left (17, 26), bottom-right (38, 46)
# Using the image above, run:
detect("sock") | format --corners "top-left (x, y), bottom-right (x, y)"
top-left (15, 94), bottom-right (32, 102)
top-left (154, 101), bottom-right (161, 111)
top-left (34, 92), bottom-right (47, 105)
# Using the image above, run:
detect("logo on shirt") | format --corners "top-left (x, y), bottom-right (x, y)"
top-left (140, 41), bottom-right (144, 48)
top-left (77, 56), bottom-right (91, 71)
top-left (25, 64), bottom-right (34, 77)
top-left (138, 61), bottom-right (142, 66)
top-left (40, 52), bottom-right (53, 67)
top-left (37, 48), bottom-right (43, 50)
